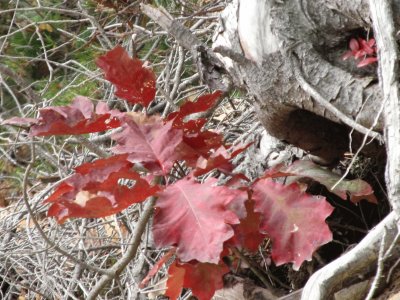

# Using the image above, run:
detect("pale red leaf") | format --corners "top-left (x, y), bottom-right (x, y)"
top-left (111, 113), bottom-right (185, 175)
top-left (45, 154), bottom-right (159, 223)
top-left (166, 261), bottom-right (229, 300)
top-left (349, 38), bottom-right (359, 51)
top-left (3, 96), bottom-right (121, 136)
top-left (252, 178), bottom-right (334, 270)
top-left (153, 177), bottom-right (245, 263)
top-left (359, 38), bottom-right (375, 55)
top-left (354, 49), bottom-right (367, 59)
top-left (96, 46), bottom-right (156, 106)
top-left (357, 57), bottom-right (378, 68)
top-left (266, 160), bottom-right (376, 203)
top-left (2, 117), bottom-right (39, 127)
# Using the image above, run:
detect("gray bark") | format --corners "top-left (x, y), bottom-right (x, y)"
top-left (213, 0), bottom-right (399, 163)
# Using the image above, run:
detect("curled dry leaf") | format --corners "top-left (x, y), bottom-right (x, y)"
top-left (45, 154), bottom-right (159, 223)
top-left (266, 160), bottom-right (377, 203)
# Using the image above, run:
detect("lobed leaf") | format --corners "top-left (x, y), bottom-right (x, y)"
top-left (2, 96), bottom-right (122, 136)
top-left (111, 113), bottom-right (186, 175)
top-left (153, 177), bottom-right (246, 263)
top-left (167, 91), bottom-right (223, 128)
top-left (96, 46), bottom-right (156, 106)
top-left (252, 178), bottom-right (334, 270)
top-left (227, 200), bottom-right (267, 252)
top-left (45, 155), bottom-right (159, 223)
top-left (193, 143), bottom-right (250, 176)
top-left (166, 260), bottom-right (229, 300)
top-left (139, 248), bottom-right (176, 289)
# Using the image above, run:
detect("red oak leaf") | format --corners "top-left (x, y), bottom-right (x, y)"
top-left (252, 178), bottom-right (334, 270)
top-left (139, 248), bottom-right (176, 288)
top-left (165, 261), bottom-right (186, 300)
top-left (227, 200), bottom-right (267, 252)
top-left (266, 160), bottom-right (376, 203)
top-left (193, 143), bottom-right (251, 176)
top-left (166, 260), bottom-right (229, 300)
top-left (165, 91), bottom-right (226, 163)
top-left (96, 46), bottom-right (156, 106)
top-left (2, 97), bottom-right (121, 136)
top-left (167, 91), bottom-right (223, 128)
top-left (182, 130), bottom-right (225, 165)
top-left (45, 154), bottom-right (159, 223)
top-left (153, 177), bottom-right (245, 263)
top-left (111, 113), bottom-right (185, 175)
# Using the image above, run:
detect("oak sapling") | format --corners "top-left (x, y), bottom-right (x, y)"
top-left (2, 46), bottom-right (377, 300)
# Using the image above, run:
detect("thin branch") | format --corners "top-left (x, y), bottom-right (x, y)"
top-left (86, 197), bottom-right (156, 300)
top-left (301, 211), bottom-right (399, 300)
top-left (21, 143), bottom-right (112, 276)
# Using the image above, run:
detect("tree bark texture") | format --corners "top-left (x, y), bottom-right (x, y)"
top-left (213, 0), bottom-right (400, 163)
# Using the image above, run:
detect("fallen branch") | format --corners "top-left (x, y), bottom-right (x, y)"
top-left (301, 211), bottom-right (399, 299)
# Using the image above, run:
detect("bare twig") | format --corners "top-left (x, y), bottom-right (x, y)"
top-left (86, 197), bottom-right (156, 300)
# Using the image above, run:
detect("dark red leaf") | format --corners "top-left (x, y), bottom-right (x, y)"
top-left (166, 260), bottom-right (229, 300)
top-left (153, 177), bottom-right (245, 263)
top-left (193, 143), bottom-right (251, 176)
top-left (167, 91), bottom-right (223, 128)
top-left (227, 200), bottom-right (267, 252)
top-left (165, 261), bottom-right (185, 300)
top-left (96, 46), bottom-right (156, 106)
top-left (182, 129), bottom-right (225, 164)
top-left (252, 178), bottom-right (334, 270)
top-left (45, 154), bottom-right (159, 223)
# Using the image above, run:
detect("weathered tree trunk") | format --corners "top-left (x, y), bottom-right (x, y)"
top-left (212, 0), bottom-right (398, 164)
top-left (142, 1), bottom-right (400, 298)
